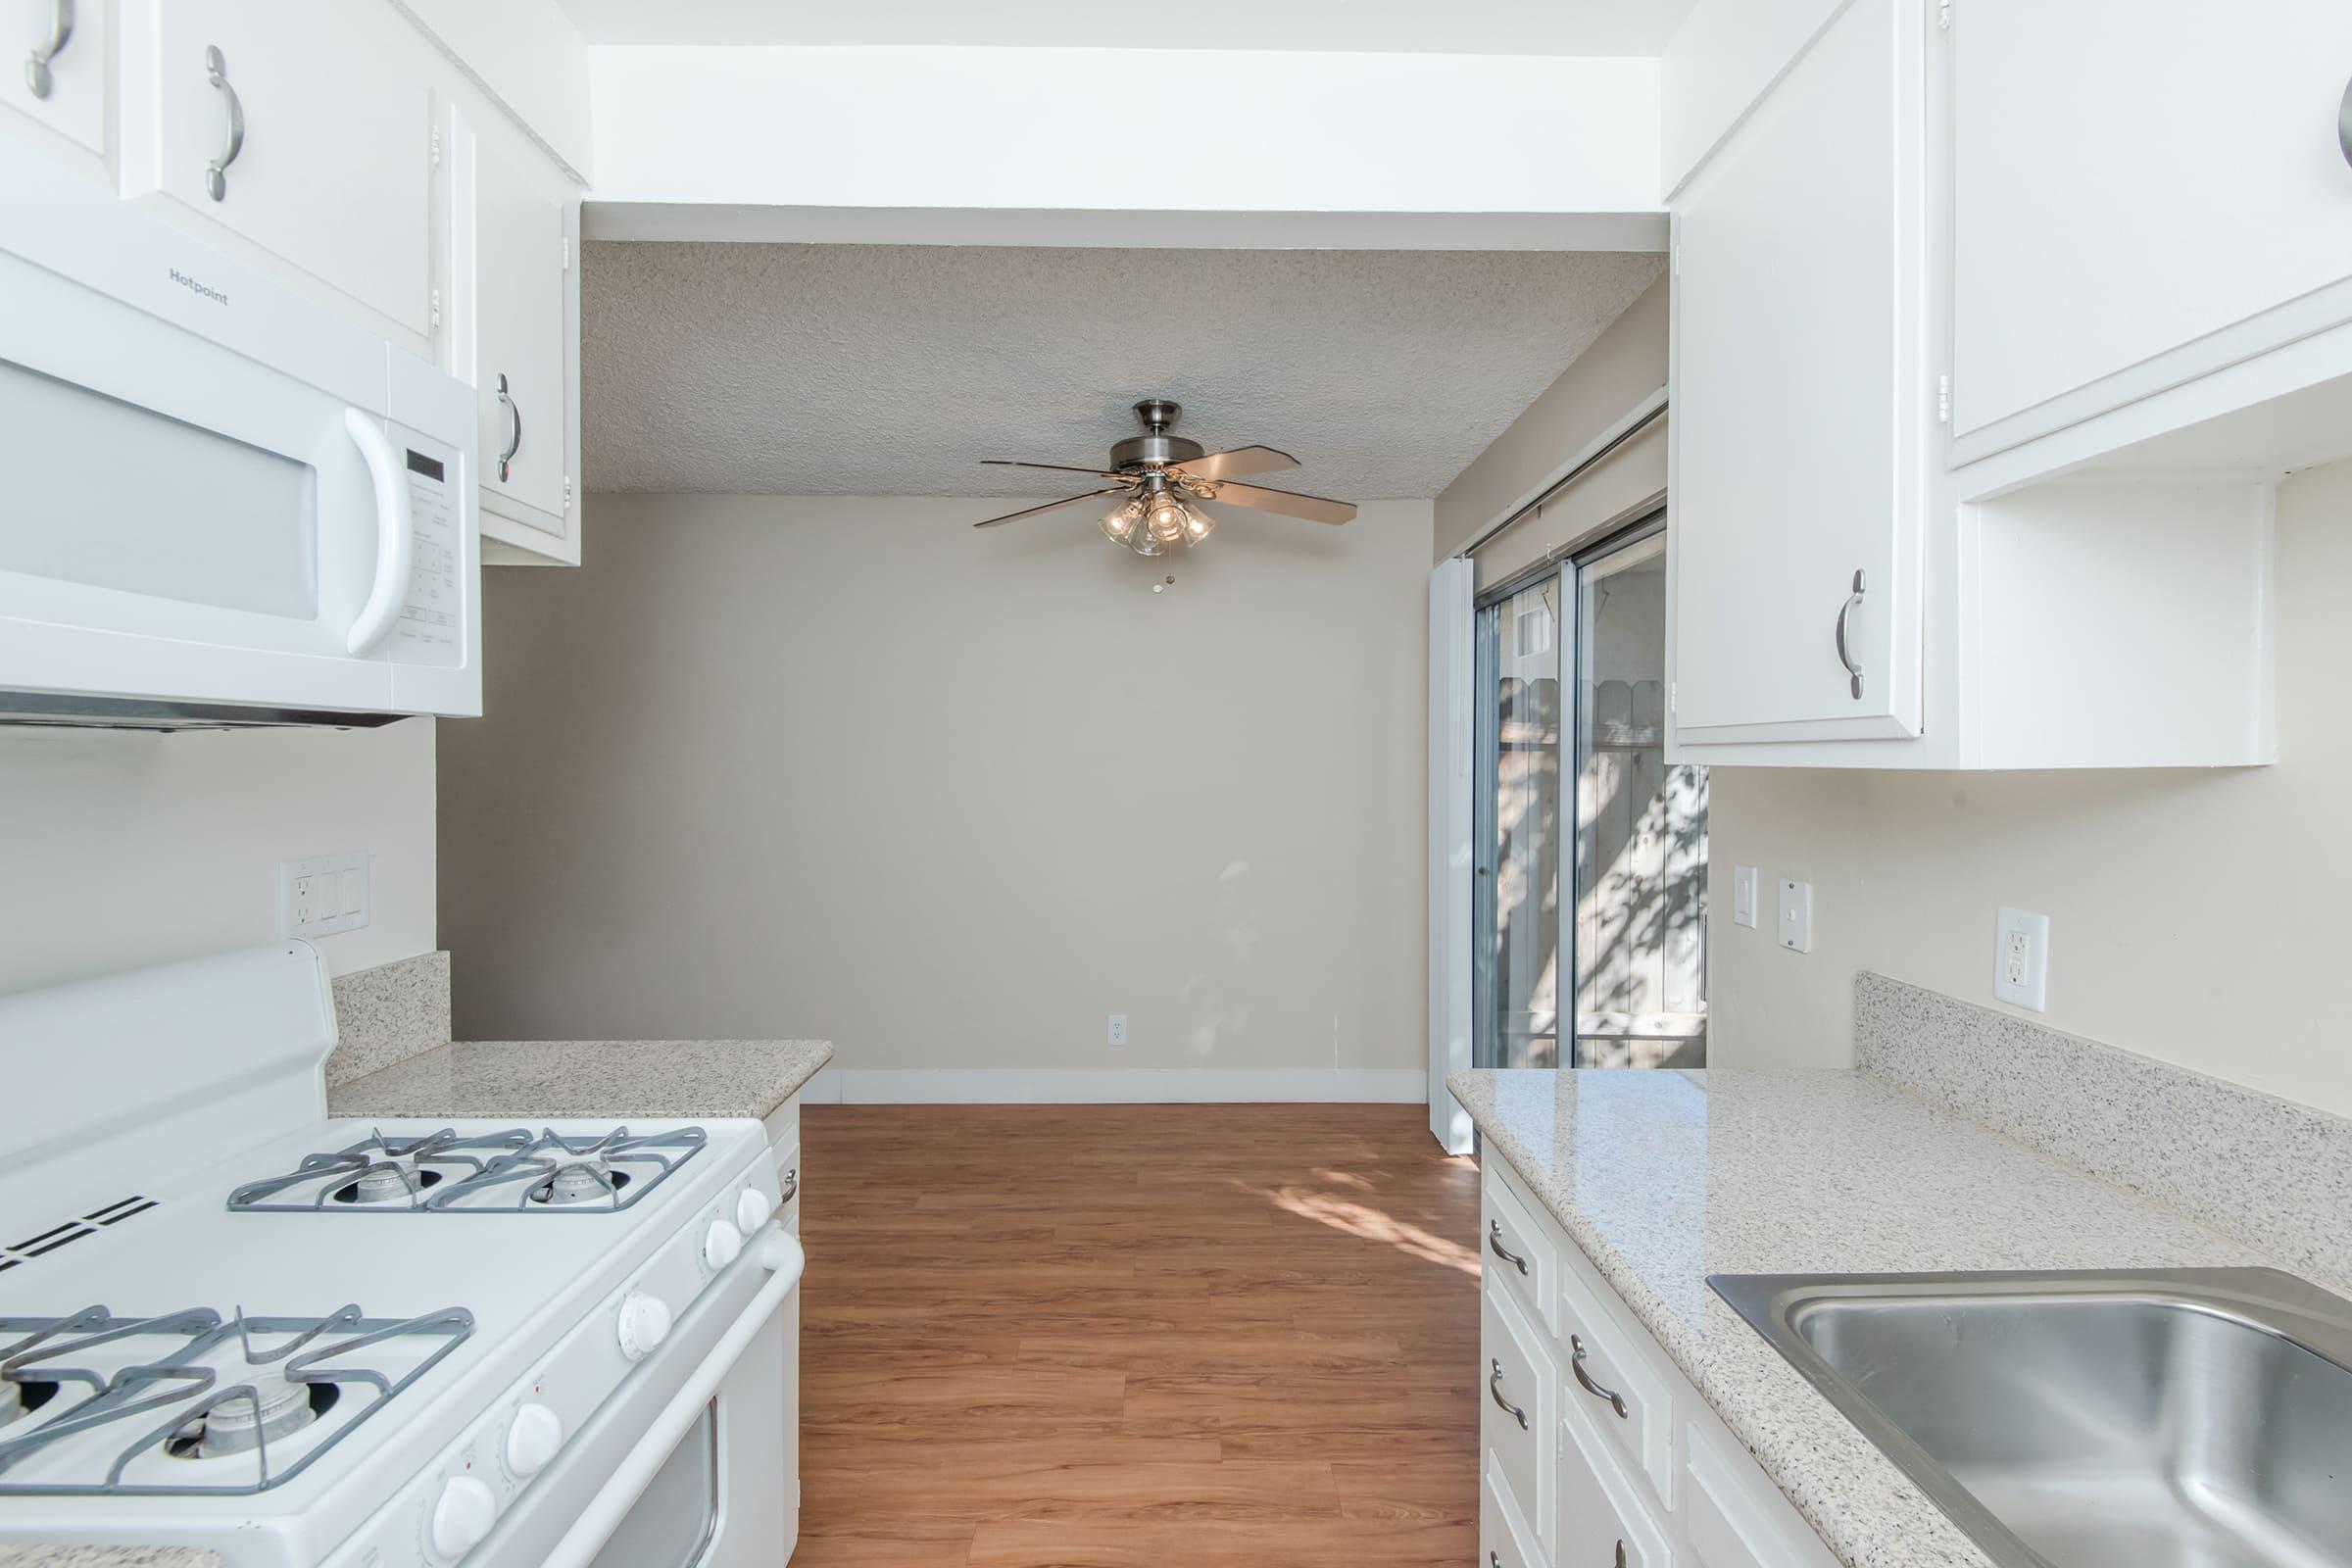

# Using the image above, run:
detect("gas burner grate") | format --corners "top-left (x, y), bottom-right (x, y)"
top-left (225, 1126), bottom-right (707, 1215)
top-left (0, 1304), bottom-right (470, 1495)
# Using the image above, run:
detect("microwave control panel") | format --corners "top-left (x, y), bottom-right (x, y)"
top-left (392, 446), bottom-right (462, 666)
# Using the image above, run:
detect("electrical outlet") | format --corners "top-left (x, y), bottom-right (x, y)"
top-left (1106, 1014), bottom-right (1129, 1047)
top-left (1732, 865), bottom-right (1759, 929)
top-left (1992, 907), bottom-right (2049, 1011)
top-left (1777, 879), bottom-right (1812, 954)
top-left (280, 853), bottom-right (369, 939)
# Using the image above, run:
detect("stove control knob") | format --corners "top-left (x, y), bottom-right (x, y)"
top-left (429, 1474), bottom-right (498, 1561)
top-left (703, 1218), bottom-right (745, 1272)
top-left (615, 1292), bottom-right (672, 1362)
top-left (504, 1401), bottom-right (564, 1479)
top-left (736, 1186), bottom-right (775, 1234)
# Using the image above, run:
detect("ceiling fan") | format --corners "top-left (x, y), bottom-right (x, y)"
top-left (972, 399), bottom-right (1358, 555)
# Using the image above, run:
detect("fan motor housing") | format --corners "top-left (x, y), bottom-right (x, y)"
top-left (1110, 432), bottom-right (1204, 470)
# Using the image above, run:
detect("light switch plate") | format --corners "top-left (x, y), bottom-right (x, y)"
top-left (1777, 879), bottom-right (1812, 953)
top-left (281, 853), bottom-right (369, 939)
top-left (1732, 866), bottom-right (1759, 929)
top-left (1993, 907), bottom-right (2050, 1011)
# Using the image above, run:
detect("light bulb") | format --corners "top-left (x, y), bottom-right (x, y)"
top-left (1147, 497), bottom-right (1187, 544)
top-left (1101, 497), bottom-right (1144, 545)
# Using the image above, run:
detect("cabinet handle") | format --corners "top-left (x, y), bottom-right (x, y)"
top-left (779, 1168), bottom-right (797, 1203)
top-left (204, 45), bottom-right (245, 203)
top-left (1488, 1358), bottom-right (1529, 1430)
top-left (1832, 568), bottom-right (1866, 700)
top-left (24, 0), bottom-right (71, 100)
top-left (1488, 1219), bottom-right (1530, 1276)
top-left (1570, 1333), bottom-right (1629, 1420)
top-left (496, 372), bottom-right (523, 482)
top-left (2339, 74), bottom-right (2351, 171)
top-left (1615, 1543), bottom-right (1628, 1568)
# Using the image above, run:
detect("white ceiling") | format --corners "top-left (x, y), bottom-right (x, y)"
top-left (556, 0), bottom-right (1695, 56)
top-left (581, 243), bottom-right (1664, 499)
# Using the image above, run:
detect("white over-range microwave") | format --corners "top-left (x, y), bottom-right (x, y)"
top-left (0, 143), bottom-right (477, 728)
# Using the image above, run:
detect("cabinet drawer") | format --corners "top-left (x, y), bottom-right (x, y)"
top-left (1485, 1161), bottom-right (1558, 1336)
top-left (1482, 1469), bottom-right (1544, 1568)
top-left (1560, 1383), bottom-right (1673, 1568)
top-left (1483, 1283), bottom-right (1558, 1562)
top-left (1556, 1244), bottom-right (1675, 1511)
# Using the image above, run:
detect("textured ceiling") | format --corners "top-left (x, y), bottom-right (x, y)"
top-left (556, 0), bottom-right (1696, 55)
top-left (582, 243), bottom-right (1664, 500)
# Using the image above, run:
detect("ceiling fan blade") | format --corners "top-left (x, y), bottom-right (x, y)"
top-left (1174, 445), bottom-right (1299, 483)
top-left (971, 488), bottom-right (1126, 529)
top-left (981, 459), bottom-right (1128, 479)
top-left (1193, 479), bottom-right (1356, 526)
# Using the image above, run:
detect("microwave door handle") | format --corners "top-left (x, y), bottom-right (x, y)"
top-left (342, 409), bottom-right (414, 656)
top-left (539, 1228), bottom-right (807, 1568)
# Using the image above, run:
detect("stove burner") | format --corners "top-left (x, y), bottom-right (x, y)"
top-left (227, 1126), bottom-right (707, 1215)
top-left (330, 1164), bottom-right (445, 1205)
top-left (168, 1369), bottom-right (335, 1459)
top-left (0, 1304), bottom-right (471, 1496)
top-left (530, 1162), bottom-right (631, 1206)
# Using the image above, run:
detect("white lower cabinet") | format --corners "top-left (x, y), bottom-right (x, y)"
top-left (761, 1093), bottom-right (805, 1560)
top-left (1481, 1157), bottom-right (1840, 1568)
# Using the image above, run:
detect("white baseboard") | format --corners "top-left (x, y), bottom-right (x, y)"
top-left (798, 1067), bottom-right (1424, 1105)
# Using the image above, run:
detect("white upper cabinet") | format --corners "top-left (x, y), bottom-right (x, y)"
top-left (121, 0), bottom-right (441, 348)
top-left (466, 111), bottom-right (577, 563)
top-left (1949, 0), bottom-right (2352, 458)
top-left (0, 0), bottom-right (107, 167)
top-left (1669, 0), bottom-right (1927, 745)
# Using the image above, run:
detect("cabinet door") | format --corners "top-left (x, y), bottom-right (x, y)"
top-left (133, 0), bottom-right (437, 339)
top-left (0, 0), bottom-right (106, 161)
top-left (472, 125), bottom-right (570, 537)
top-left (1671, 0), bottom-right (1926, 742)
top-left (1951, 0), bottom-right (2352, 449)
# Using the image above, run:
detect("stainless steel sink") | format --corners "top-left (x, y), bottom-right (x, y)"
top-left (1708, 1268), bottom-right (2352, 1568)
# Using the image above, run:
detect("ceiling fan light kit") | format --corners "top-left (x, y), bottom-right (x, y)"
top-left (973, 399), bottom-right (1356, 552)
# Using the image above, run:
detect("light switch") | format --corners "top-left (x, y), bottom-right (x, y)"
top-left (1777, 879), bottom-right (1812, 954)
top-left (280, 853), bottom-right (369, 940)
top-left (1732, 866), bottom-right (1759, 929)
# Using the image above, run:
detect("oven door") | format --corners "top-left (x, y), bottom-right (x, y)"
top-left (472, 1231), bottom-right (803, 1568)
top-left (0, 147), bottom-right (476, 722)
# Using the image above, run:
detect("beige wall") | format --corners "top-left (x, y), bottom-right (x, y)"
top-left (1434, 275), bottom-right (1669, 564)
top-left (0, 720), bottom-right (437, 993)
top-left (1707, 458), bottom-right (2352, 1116)
top-left (440, 494), bottom-right (1434, 1082)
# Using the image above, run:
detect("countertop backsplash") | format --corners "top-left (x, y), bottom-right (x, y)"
top-left (1855, 971), bottom-right (2352, 1291)
top-left (325, 950), bottom-right (450, 1088)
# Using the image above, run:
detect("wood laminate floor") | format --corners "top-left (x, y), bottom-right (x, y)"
top-left (795, 1103), bottom-right (1482, 1567)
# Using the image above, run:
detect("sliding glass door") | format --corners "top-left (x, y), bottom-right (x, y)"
top-left (1473, 517), bottom-right (1705, 1071)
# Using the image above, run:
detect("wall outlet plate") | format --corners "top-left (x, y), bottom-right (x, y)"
top-left (1993, 907), bottom-right (2050, 1011)
top-left (1106, 1013), bottom-right (1129, 1047)
top-left (1732, 865), bottom-right (1759, 929)
top-left (1777, 879), bottom-right (1812, 953)
top-left (280, 853), bottom-right (369, 940)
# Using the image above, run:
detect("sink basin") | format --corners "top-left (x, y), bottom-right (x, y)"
top-left (1708, 1268), bottom-right (2352, 1568)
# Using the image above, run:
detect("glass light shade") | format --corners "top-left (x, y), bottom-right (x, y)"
top-left (1180, 501), bottom-right (1214, 544)
top-left (1100, 497), bottom-right (1144, 545)
top-left (1128, 523), bottom-right (1167, 557)
top-left (1146, 496), bottom-right (1188, 544)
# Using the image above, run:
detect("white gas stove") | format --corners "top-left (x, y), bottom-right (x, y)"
top-left (0, 945), bottom-right (803, 1567)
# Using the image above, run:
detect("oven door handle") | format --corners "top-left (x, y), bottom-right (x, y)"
top-left (342, 408), bottom-right (415, 656)
top-left (539, 1227), bottom-right (807, 1568)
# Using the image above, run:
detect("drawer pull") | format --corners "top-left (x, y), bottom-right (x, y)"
top-left (496, 373), bottom-right (523, 482)
top-left (1570, 1333), bottom-right (1629, 1419)
top-left (1488, 1219), bottom-right (1529, 1276)
top-left (204, 44), bottom-right (245, 203)
top-left (1614, 1542), bottom-right (1627, 1568)
top-left (1833, 568), bottom-right (1866, 699)
top-left (1487, 1358), bottom-right (1529, 1431)
top-left (779, 1167), bottom-right (797, 1202)
top-left (24, 0), bottom-right (71, 99)
top-left (1492, 1555), bottom-right (1502, 1568)
top-left (2340, 74), bottom-right (2352, 170)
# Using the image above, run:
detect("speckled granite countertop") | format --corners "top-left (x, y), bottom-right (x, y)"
top-left (1447, 1067), bottom-right (2257, 1568)
top-left (326, 1038), bottom-right (831, 1121)
top-left (0, 1551), bottom-right (217, 1566)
